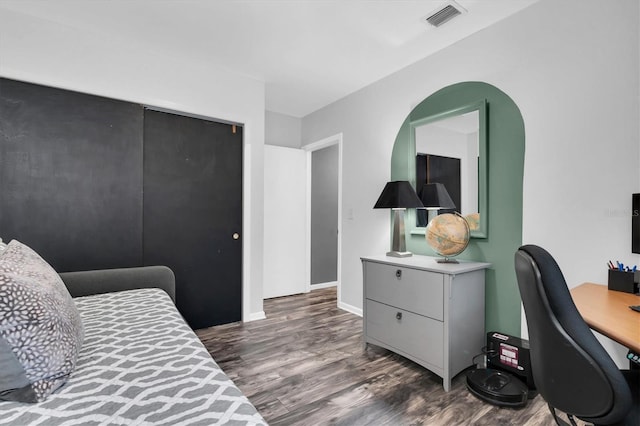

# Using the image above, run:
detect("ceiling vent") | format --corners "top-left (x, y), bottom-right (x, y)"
top-left (424, 1), bottom-right (466, 27)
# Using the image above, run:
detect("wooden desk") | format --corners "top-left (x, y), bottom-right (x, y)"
top-left (570, 283), bottom-right (640, 354)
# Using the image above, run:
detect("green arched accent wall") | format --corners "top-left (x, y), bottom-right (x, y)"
top-left (391, 81), bottom-right (525, 336)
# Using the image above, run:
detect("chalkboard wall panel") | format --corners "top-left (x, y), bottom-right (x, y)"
top-left (0, 78), bottom-right (144, 272)
top-left (0, 78), bottom-right (245, 328)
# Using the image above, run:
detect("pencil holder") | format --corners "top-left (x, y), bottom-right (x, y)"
top-left (607, 269), bottom-right (638, 294)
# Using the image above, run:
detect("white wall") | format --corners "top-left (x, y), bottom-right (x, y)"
top-left (265, 110), bottom-right (302, 148)
top-left (302, 0), bottom-right (639, 363)
top-left (0, 7), bottom-right (266, 321)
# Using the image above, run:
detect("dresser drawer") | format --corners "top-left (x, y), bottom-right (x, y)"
top-left (366, 299), bottom-right (444, 369)
top-left (364, 261), bottom-right (444, 320)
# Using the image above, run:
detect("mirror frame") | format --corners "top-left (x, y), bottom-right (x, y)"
top-left (409, 99), bottom-right (488, 238)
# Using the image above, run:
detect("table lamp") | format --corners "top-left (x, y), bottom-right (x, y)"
top-left (374, 181), bottom-right (423, 257)
top-left (420, 182), bottom-right (456, 215)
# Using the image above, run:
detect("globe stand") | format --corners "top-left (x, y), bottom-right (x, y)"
top-left (437, 257), bottom-right (460, 264)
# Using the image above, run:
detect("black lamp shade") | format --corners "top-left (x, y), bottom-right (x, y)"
top-left (374, 181), bottom-right (423, 209)
top-left (421, 183), bottom-right (456, 210)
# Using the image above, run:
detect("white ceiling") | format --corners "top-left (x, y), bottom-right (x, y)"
top-left (0, 0), bottom-right (538, 117)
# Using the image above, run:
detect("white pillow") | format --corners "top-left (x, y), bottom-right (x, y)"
top-left (0, 240), bottom-right (84, 402)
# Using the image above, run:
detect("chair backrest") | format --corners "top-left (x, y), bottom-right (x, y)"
top-left (514, 245), bottom-right (631, 424)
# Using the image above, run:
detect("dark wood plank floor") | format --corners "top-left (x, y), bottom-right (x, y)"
top-left (196, 287), bottom-right (584, 425)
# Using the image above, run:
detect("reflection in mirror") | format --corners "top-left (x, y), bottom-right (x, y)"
top-left (408, 99), bottom-right (487, 238)
top-left (415, 110), bottom-right (479, 227)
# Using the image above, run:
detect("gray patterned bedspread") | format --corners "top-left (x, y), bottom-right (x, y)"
top-left (0, 288), bottom-right (267, 425)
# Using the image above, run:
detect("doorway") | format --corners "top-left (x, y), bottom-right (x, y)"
top-left (305, 134), bottom-right (342, 296)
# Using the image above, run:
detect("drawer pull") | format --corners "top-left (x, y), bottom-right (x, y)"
top-left (395, 269), bottom-right (402, 279)
top-left (396, 312), bottom-right (403, 320)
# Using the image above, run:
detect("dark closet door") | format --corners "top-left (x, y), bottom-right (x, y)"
top-left (0, 78), bottom-right (143, 271)
top-left (416, 154), bottom-right (461, 227)
top-left (425, 154), bottom-right (461, 211)
top-left (143, 109), bottom-right (243, 329)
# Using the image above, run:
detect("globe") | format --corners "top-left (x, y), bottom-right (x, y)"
top-left (464, 212), bottom-right (480, 231)
top-left (425, 212), bottom-right (470, 262)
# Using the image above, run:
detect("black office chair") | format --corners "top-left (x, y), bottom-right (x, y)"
top-left (514, 245), bottom-right (639, 426)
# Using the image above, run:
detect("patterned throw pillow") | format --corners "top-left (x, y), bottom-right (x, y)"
top-left (0, 240), bottom-right (84, 402)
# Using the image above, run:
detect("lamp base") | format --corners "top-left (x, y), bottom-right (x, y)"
top-left (387, 251), bottom-right (413, 258)
top-left (437, 257), bottom-right (459, 264)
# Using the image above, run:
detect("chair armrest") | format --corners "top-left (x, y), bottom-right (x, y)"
top-left (59, 266), bottom-right (176, 303)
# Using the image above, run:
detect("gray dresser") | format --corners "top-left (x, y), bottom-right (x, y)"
top-left (361, 255), bottom-right (490, 391)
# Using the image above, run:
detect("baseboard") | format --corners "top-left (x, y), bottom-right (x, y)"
top-left (338, 301), bottom-right (362, 317)
top-left (310, 281), bottom-right (338, 290)
top-left (246, 310), bottom-right (266, 322)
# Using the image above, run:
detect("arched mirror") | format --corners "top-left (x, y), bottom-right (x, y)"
top-left (409, 99), bottom-right (487, 238)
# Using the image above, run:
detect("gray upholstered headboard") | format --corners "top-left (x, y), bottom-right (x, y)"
top-left (59, 265), bottom-right (176, 303)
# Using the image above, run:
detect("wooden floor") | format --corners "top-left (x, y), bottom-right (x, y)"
top-left (196, 287), bottom-right (581, 425)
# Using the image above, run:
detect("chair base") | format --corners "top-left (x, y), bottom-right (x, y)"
top-left (549, 405), bottom-right (578, 426)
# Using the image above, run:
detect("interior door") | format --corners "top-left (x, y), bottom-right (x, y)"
top-left (263, 145), bottom-right (307, 298)
top-left (416, 154), bottom-right (461, 226)
top-left (143, 108), bottom-right (243, 329)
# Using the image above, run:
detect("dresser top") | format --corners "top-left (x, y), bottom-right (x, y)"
top-left (361, 254), bottom-right (491, 274)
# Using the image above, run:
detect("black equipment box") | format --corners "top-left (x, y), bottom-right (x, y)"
top-left (486, 331), bottom-right (536, 395)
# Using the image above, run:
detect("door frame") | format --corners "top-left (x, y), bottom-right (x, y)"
top-left (304, 133), bottom-right (343, 300)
